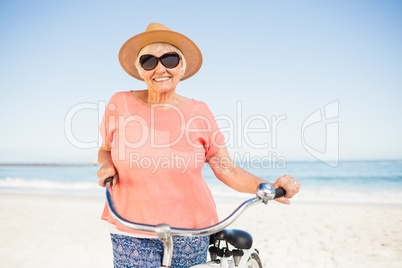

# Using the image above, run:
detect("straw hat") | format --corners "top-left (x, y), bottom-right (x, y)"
top-left (119, 23), bottom-right (203, 81)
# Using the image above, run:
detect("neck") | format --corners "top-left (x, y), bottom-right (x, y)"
top-left (146, 90), bottom-right (178, 107)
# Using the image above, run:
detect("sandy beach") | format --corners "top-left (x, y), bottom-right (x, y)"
top-left (0, 193), bottom-right (401, 268)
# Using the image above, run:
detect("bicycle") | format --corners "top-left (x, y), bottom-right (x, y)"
top-left (105, 178), bottom-right (285, 268)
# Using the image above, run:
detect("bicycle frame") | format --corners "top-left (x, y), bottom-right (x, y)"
top-left (106, 183), bottom-right (282, 267)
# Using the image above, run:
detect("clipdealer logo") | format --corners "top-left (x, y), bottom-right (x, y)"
top-left (64, 100), bottom-right (339, 168)
top-left (301, 100), bottom-right (339, 167)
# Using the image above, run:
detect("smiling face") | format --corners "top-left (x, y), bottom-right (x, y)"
top-left (136, 43), bottom-right (186, 95)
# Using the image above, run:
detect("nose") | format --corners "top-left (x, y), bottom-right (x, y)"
top-left (154, 60), bottom-right (166, 73)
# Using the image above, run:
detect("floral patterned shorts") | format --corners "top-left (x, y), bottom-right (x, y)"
top-left (111, 234), bottom-right (210, 268)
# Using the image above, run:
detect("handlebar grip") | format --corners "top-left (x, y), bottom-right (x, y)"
top-left (104, 177), bottom-right (114, 186)
top-left (274, 187), bottom-right (286, 199)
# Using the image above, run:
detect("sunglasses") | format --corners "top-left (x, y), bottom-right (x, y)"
top-left (139, 52), bottom-right (181, 71)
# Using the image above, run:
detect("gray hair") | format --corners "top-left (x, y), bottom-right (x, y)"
top-left (135, 43), bottom-right (187, 79)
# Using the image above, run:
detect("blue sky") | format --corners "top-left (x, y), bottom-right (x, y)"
top-left (0, 0), bottom-right (401, 163)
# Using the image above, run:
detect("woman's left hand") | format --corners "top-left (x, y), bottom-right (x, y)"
top-left (273, 175), bottom-right (300, 204)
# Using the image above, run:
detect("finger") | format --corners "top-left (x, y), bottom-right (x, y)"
top-left (285, 186), bottom-right (298, 198)
top-left (112, 174), bottom-right (118, 186)
top-left (98, 172), bottom-right (115, 187)
top-left (273, 176), bottom-right (299, 199)
top-left (275, 196), bottom-right (290, 205)
top-left (286, 180), bottom-right (300, 198)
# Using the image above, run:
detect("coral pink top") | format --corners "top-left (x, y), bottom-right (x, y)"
top-left (100, 91), bottom-right (225, 235)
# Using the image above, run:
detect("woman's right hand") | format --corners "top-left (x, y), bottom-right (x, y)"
top-left (97, 159), bottom-right (118, 187)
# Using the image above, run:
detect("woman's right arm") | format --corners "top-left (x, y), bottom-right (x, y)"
top-left (96, 147), bottom-right (118, 187)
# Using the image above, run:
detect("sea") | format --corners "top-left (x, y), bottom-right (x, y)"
top-left (1, 160), bottom-right (402, 205)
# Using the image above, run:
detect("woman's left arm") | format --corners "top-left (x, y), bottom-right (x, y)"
top-left (207, 146), bottom-right (300, 204)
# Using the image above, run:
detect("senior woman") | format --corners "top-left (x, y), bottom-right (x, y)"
top-left (97, 23), bottom-right (300, 268)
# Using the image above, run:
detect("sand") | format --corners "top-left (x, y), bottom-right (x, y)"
top-left (0, 193), bottom-right (401, 268)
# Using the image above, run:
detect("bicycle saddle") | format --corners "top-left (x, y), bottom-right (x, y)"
top-left (210, 229), bottom-right (253, 249)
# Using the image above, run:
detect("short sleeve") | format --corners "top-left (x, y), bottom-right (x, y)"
top-left (99, 93), bottom-right (121, 150)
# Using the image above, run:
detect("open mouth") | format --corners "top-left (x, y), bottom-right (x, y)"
top-left (154, 77), bottom-right (170, 82)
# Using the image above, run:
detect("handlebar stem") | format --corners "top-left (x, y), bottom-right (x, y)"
top-left (156, 224), bottom-right (173, 267)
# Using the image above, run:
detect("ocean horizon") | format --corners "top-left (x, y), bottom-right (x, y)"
top-left (1, 159), bottom-right (401, 205)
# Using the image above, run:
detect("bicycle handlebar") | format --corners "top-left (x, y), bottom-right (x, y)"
top-left (274, 186), bottom-right (285, 199)
top-left (105, 179), bottom-right (285, 237)
top-left (104, 177), bottom-right (114, 186)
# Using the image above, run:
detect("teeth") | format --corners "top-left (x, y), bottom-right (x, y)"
top-left (154, 77), bottom-right (170, 82)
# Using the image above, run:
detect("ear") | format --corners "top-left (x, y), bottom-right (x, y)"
top-left (138, 69), bottom-right (144, 79)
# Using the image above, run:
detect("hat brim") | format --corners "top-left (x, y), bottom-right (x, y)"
top-left (119, 30), bottom-right (202, 81)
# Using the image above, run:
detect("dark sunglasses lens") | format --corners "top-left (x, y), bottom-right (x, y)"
top-left (140, 55), bottom-right (158, 70)
top-left (160, 53), bottom-right (180, 68)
